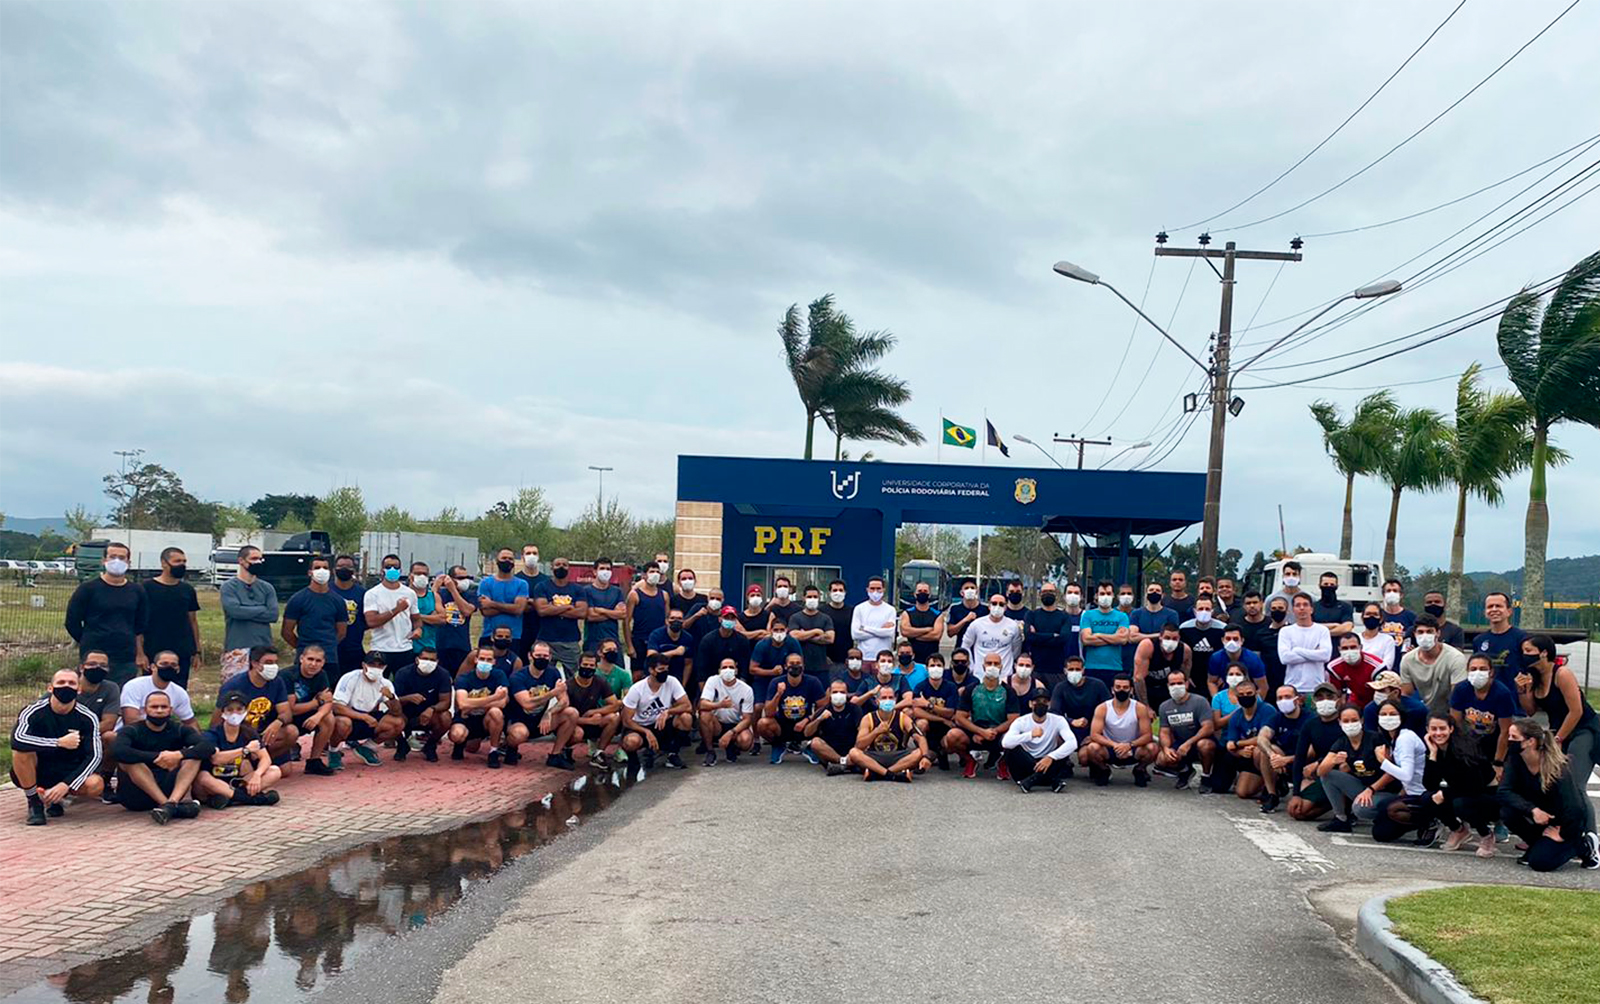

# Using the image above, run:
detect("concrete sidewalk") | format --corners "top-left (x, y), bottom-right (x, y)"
top-left (0, 744), bottom-right (570, 996)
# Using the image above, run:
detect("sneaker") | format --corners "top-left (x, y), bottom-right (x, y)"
top-left (545, 752), bottom-right (575, 770)
top-left (786, 742), bottom-right (801, 755)
top-left (46, 802), bottom-right (64, 818)
top-left (614, 747), bottom-right (629, 764)
top-left (1051, 780), bottom-right (1068, 793)
top-left (451, 743), bottom-right (466, 762)
top-left (1132, 765), bottom-right (1149, 788)
top-left (665, 753), bottom-right (686, 770)
top-left (328, 749), bottom-right (345, 771)
top-left (150, 804), bottom-right (171, 826)
top-left (1197, 775), bottom-right (1215, 796)
top-left (1259, 793), bottom-right (1280, 814)
top-left (825, 763), bottom-right (847, 777)
top-left (937, 752), bottom-right (951, 772)
top-left (802, 747), bottom-right (820, 766)
top-left (769, 745), bottom-right (785, 765)
top-left (1415, 822), bottom-right (1440, 847)
top-left (253, 790), bottom-right (281, 806)
top-left (1476, 832), bottom-right (1497, 858)
top-left (1516, 852), bottom-right (1530, 866)
top-left (997, 759), bottom-right (1012, 782)
top-left (422, 742), bottom-right (440, 763)
top-left (1175, 765), bottom-right (1195, 790)
top-left (703, 750), bottom-right (718, 767)
top-left (1091, 767), bottom-right (1110, 787)
top-left (592, 750), bottom-right (611, 770)
top-left (1581, 832), bottom-right (1600, 870)
top-left (100, 784), bottom-right (118, 805)
top-left (204, 793), bottom-right (232, 810)
top-left (641, 749), bottom-right (656, 772)
top-left (962, 755), bottom-right (977, 779)
top-left (1440, 826), bottom-right (1473, 852)
top-left (304, 758), bottom-right (334, 776)
top-left (351, 743), bottom-right (382, 767)
top-left (725, 748), bottom-right (739, 764)
top-left (171, 799), bottom-right (202, 820)
top-left (1494, 822), bottom-right (1510, 843)
top-left (1317, 816), bottom-right (1353, 833)
top-left (1018, 775), bottom-right (1039, 794)
top-left (503, 746), bottom-right (522, 767)
top-left (26, 799), bottom-right (46, 826)
top-left (486, 749), bottom-right (502, 769)
top-left (289, 745), bottom-right (303, 762)
top-left (393, 736), bottom-right (411, 762)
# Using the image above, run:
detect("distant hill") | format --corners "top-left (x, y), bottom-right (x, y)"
top-left (1, 516), bottom-right (72, 537)
top-left (1465, 555), bottom-right (1600, 602)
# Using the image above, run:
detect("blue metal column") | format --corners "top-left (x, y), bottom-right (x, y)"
top-left (880, 507), bottom-right (902, 584)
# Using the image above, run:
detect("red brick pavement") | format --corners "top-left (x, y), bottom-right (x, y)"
top-left (0, 740), bottom-right (573, 994)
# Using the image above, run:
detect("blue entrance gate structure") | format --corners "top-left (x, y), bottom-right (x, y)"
top-left (673, 455), bottom-right (1205, 600)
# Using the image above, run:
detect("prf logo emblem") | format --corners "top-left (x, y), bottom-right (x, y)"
top-left (1014, 477), bottom-right (1037, 504)
top-left (831, 470), bottom-right (861, 500)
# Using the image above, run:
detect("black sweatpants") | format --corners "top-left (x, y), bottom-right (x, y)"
top-left (1502, 806), bottom-right (1580, 872)
top-left (1003, 746), bottom-right (1069, 784)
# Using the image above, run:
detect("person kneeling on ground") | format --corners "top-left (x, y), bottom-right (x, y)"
top-left (759, 655), bottom-right (824, 765)
top-left (1497, 717), bottom-right (1599, 871)
top-left (620, 653), bottom-right (692, 771)
top-left (334, 653), bottom-right (408, 767)
top-left (699, 658), bottom-right (755, 766)
top-left (1154, 668), bottom-right (1215, 790)
top-left (1250, 686), bottom-right (1308, 814)
top-left (11, 667), bottom-right (105, 826)
top-left (392, 646), bottom-right (453, 762)
top-left (1380, 714), bottom-right (1497, 854)
top-left (1001, 691), bottom-right (1079, 793)
top-left (112, 690), bottom-right (215, 825)
top-left (506, 641), bottom-right (578, 769)
top-left (809, 680), bottom-right (863, 776)
top-left (847, 685), bottom-right (928, 782)
top-left (567, 651), bottom-right (621, 769)
top-left (196, 690), bottom-right (282, 809)
top-left (1082, 675), bottom-right (1156, 787)
top-left (450, 644), bottom-right (510, 768)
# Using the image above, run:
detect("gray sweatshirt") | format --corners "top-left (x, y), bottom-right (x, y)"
top-left (220, 576), bottom-right (279, 651)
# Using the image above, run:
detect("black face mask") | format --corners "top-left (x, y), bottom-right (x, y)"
top-left (1032, 703), bottom-right (1050, 718)
top-left (1320, 586), bottom-right (1338, 602)
top-left (788, 668), bottom-right (804, 679)
top-left (1008, 591), bottom-right (1023, 603)
top-left (146, 713), bottom-right (170, 729)
top-left (1270, 609), bottom-right (1287, 623)
top-left (915, 593), bottom-right (930, 604)
top-left (336, 568), bottom-right (355, 581)
top-left (651, 665), bottom-right (670, 677)
top-left (52, 685), bottom-right (78, 704)
top-left (1506, 740), bottom-right (1523, 756)
top-left (952, 662), bottom-right (969, 674)
top-left (1424, 603), bottom-right (1445, 618)
top-left (154, 664), bottom-right (178, 681)
top-left (1147, 592), bottom-right (1162, 605)
top-left (553, 567), bottom-right (569, 580)
top-left (497, 559), bottom-right (515, 573)
top-left (601, 650), bottom-right (617, 664)
top-left (1040, 593), bottom-right (1056, 607)
top-left (668, 621), bottom-right (683, 633)
top-left (1237, 694), bottom-right (1257, 709)
top-left (492, 638), bottom-right (511, 650)
top-left (577, 666), bottom-right (595, 678)
top-left (84, 666), bottom-right (108, 685)
top-left (1113, 690), bottom-right (1132, 702)
top-left (897, 652), bottom-right (913, 666)
top-left (532, 656), bottom-right (550, 670)
top-left (1363, 615), bottom-right (1382, 630)
top-left (169, 564), bottom-right (188, 579)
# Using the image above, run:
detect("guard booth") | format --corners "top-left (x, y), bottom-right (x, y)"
top-left (673, 455), bottom-right (1205, 600)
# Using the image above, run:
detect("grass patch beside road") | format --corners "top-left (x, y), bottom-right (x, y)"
top-left (1387, 885), bottom-right (1600, 1004)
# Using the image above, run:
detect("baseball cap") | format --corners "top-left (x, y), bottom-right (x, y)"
top-left (1313, 682), bottom-right (1339, 699)
top-left (719, 604), bottom-right (738, 618)
top-left (1370, 670), bottom-right (1403, 690)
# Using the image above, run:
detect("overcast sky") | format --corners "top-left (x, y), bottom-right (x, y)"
top-left (2, 0), bottom-right (1596, 572)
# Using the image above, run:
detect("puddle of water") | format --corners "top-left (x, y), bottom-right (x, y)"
top-left (8, 769), bottom-right (636, 1004)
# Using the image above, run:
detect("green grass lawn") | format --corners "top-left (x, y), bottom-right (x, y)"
top-left (1387, 886), bottom-right (1600, 1004)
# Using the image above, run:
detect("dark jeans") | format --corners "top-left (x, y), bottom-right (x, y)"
top-left (1003, 746), bottom-right (1069, 783)
top-left (1501, 806), bottom-right (1580, 872)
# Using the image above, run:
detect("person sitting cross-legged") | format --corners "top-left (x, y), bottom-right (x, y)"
top-left (808, 680), bottom-right (864, 776)
top-left (698, 657), bottom-right (756, 766)
top-left (195, 689), bottom-right (282, 809)
top-left (112, 690), bottom-right (215, 825)
top-left (1001, 690), bottom-right (1079, 793)
top-left (10, 667), bottom-right (105, 826)
top-left (847, 685), bottom-right (929, 783)
top-left (333, 653), bottom-right (408, 767)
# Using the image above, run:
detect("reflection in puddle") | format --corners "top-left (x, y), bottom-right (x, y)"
top-left (10, 770), bottom-right (634, 1003)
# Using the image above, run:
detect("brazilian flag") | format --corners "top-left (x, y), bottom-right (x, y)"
top-left (941, 418), bottom-right (976, 448)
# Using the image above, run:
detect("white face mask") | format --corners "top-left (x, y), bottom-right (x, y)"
top-left (1223, 640), bottom-right (1242, 654)
top-left (983, 665), bottom-right (1001, 680)
top-left (680, 578), bottom-right (696, 592)
top-left (595, 569), bottom-right (612, 584)
top-left (846, 658), bottom-right (862, 671)
top-left (747, 595), bottom-right (762, 608)
top-left (1340, 720), bottom-right (1363, 737)
top-left (878, 663), bottom-right (894, 677)
top-left (1276, 698), bottom-right (1299, 715)
top-left (1315, 699), bottom-right (1338, 717)
top-left (1097, 594), bottom-right (1113, 609)
top-left (1226, 675), bottom-right (1244, 688)
top-left (867, 589), bottom-right (884, 602)
top-left (105, 557), bottom-right (130, 576)
top-left (1341, 650), bottom-right (1362, 665)
top-left (1160, 638), bottom-right (1179, 653)
top-left (657, 560), bottom-right (670, 573)
top-left (417, 659), bottom-right (437, 675)
top-left (830, 691), bottom-right (847, 707)
top-left (805, 597), bottom-right (820, 611)
top-left (412, 574), bottom-right (429, 588)
top-left (771, 632), bottom-right (787, 645)
top-left (456, 577), bottom-right (475, 590)
top-left (258, 663), bottom-right (279, 681)
top-left (222, 711), bottom-right (246, 726)
top-left (1467, 669), bottom-right (1490, 689)
top-left (1066, 670), bottom-right (1084, 686)
top-left (1169, 684), bottom-right (1188, 701)
top-left (1384, 591), bottom-right (1401, 606)
top-left (1377, 714), bottom-right (1402, 732)
top-left (720, 667), bottom-right (737, 683)
top-left (830, 590), bottom-right (845, 603)
top-left (524, 554), bottom-right (539, 570)
top-left (928, 667), bottom-right (944, 682)
top-left (1118, 594), bottom-right (1133, 607)
top-left (962, 587), bottom-right (978, 601)
top-left (1195, 610), bottom-right (1213, 625)
top-left (1282, 575), bottom-right (1300, 588)
top-left (1065, 593), bottom-right (1082, 608)
top-left (990, 603), bottom-right (1006, 619)
top-left (1416, 633), bottom-right (1436, 651)
top-left (774, 587), bottom-right (790, 600)
top-left (1016, 665), bottom-right (1033, 679)
top-left (312, 568), bottom-right (331, 584)
top-left (646, 571), bottom-right (661, 586)
top-left (364, 666), bottom-right (384, 682)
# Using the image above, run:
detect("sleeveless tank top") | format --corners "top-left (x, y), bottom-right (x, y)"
top-left (868, 710), bottom-right (912, 752)
top-left (1536, 669), bottom-right (1598, 740)
top-left (1103, 698), bottom-right (1139, 742)
top-left (631, 587), bottom-right (668, 640)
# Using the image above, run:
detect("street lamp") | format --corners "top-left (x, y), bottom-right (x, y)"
top-left (1097, 440), bottom-right (1153, 470)
top-left (1011, 433), bottom-right (1066, 470)
top-left (1053, 260), bottom-right (1211, 375)
top-left (587, 465), bottom-right (613, 515)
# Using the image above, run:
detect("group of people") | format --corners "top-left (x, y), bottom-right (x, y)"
top-left (18, 546), bottom-right (1598, 870)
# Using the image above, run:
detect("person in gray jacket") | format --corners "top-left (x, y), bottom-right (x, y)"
top-left (220, 546), bottom-right (279, 679)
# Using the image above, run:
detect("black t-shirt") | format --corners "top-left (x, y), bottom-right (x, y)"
top-left (141, 579), bottom-right (200, 662)
top-left (1179, 624), bottom-right (1225, 662)
top-left (517, 571), bottom-right (547, 643)
top-left (1331, 730), bottom-right (1385, 783)
top-left (566, 674), bottom-right (614, 714)
top-left (290, 669), bottom-right (331, 712)
top-left (1022, 607), bottom-right (1071, 674)
top-left (1236, 616), bottom-right (1271, 654)
top-left (815, 701), bottom-right (861, 751)
top-left (1313, 598), bottom-right (1354, 628)
top-left (65, 577), bottom-right (148, 662)
top-left (696, 630), bottom-right (752, 680)
top-left (1049, 677), bottom-right (1111, 724)
top-left (787, 610), bottom-right (834, 674)
top-left (394, 664), bottom-right (451, 707)
top-left (904, 605), bottom-right (942, 662)
top-left (824, 604), bottom-right (854, 663)
top-left (1164, 594), bottom-right (1196, 623)
top-left (766, 600), bottom-right (797, 630)
top-left (737, 608), bottom-right (769, 635)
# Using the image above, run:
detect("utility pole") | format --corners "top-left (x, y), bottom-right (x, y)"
top-left (1051, 434), bottom-right (1113, 580)
top-left (1154, 237), bottom-right (1301, 577)
top-left (587, 465), bottom-right (613, 517)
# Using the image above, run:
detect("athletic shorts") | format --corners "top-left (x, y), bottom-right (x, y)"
top-left (453, 713), bottom-right (491, 740)
top-left (773, 716), bottom-right (807, 745)
top-left (1296, 780), bottom-right (1329, 806)
top-left (1107, 751), bottom-right (1141, 768)
top-left (347, 717), bottom-right (377, 743)
top-left (402, 704), bottom-right (439, 730)
top-left (10, 759), bottom-right (88, 791)
top-left (866, 748), bottom-right (913, 769)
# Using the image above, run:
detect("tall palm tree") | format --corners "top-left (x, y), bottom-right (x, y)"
top-left (778, 294), bottom-right (922, 460)
top-left (1309, 392), bottom-right (1396, 559)
top-left (1375, 406), bottom-right (1451, 574)
top-left (1496, 250), bottom-right (1600, 629)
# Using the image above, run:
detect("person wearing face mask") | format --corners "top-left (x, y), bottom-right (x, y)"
top-left (1022, 581), bottom-right (1074, 686)
top-left (856, 652), bottom-right (912, 708)
top-left (1006, 655), bottom-right (1048, 714)
top-left (363, 553), bottom-right (419, 676)
top-left (112, 690), bottom-right (214, 824)
top-left (1250, 686), bottom-right (1308, 813)
top-left (1447, 656), bottom-right (1516, 778)
top-left (1397, 613), bottom-right (1467, 718)
top-left (832, 647), bottom-right (873, 697)
top-left (1163, 570), bottom-right (1195, 622)
top-left (1277, 593), bottom-right (1332, 699)
top-left (808, 681), bottom-right (864, 776)
top-left (963, 592), bottom-right (1024, 682)
top-left (1343, 699), bottom-right (1427, 834)
top-left (532, 557), bottom-right (588, 676)
top-left (1315, 706), bottom-right (1393, 833)
top-left (748, 619), bottom-right (802, 712)
top-left (1378, 578), bottom-right (1415, 655)
top-left (1420, 590), bottom-right (1466, 650)
top-left (1128, 582), bottom-right (1178, 669)
top-left (893, 641), bottom-right (929, 691)
top-left (821, 579), bottom-right (855, 672)
top-left (408, 561), bottom-right (450, 660)
top-left (788, 585), bottom-right (837, 680)
top-left (287, 644), bottom-right (346, 774)
top-left (620, 653), bottom-right (693, 772)
top-left (1048, 655), bottom-right (1111, 750)
top-left (121, 650), bottom-right (199, 728)
top-left (625, 558), bottom-right (669, 671)
top-left (1377, 714), bottom-right (1495, 851)
top-left (1356, 601), bottom-right (1398, 673)
top-left (331, 652), bottom-right (407, 767)
top-left (141, 547), bottom-right (201, 688)
top-left (218, 545), bottom-right (278, 681)
top-left (1003, 580), bottom-right (1029, 622)
top-left (1084, 676), bottom-right (1156, 787)
top-left (760, 657), bottom-right (827, 765)
top-left (909, 654), bottom-right (965, 770)
top-left (11, 667), bottom-right (105, 825)
top-left (449, 643), bottom-right (510, 768)
top-left (900, 583), bottom-right (947, 666)
top-left (219, 645), bottom-right (300, 763)
top-left (1134, 623), bottom-right (1191, 718)
top-left (850, 575), bottom-right (898, 664)
top-left (65, 541), bottom-right (150, 687)
top-left (196, 690), bottom-right (282, 808)
top-left (698, 657), bottom-right (756, 766)
top-left (71, 653), bottom-right (122, 798)
top-left (328, 553), bottom-right (369, 672)
top-left (1516, 634), bottom-right (1599, 836)
top-left (946, 577), bottom-right (986, 646)
top-left (1209, 664), bottom-right (1252, 740)
top-left (566, 651), bottom-right (621, 769)
top-left (431, 564), bottom-right (479, 685)
top-left (282, 558), bottom-right (352, 679)
top-left (1154, 668), bottom-right (1215, 790)
top-left (1308, 572), bottom-right (1354, 640)
top-left (392, 645), bottom-right (453, 762)
top-left (506, 641), bottom-right (578, 770)
top-left (1363, 669), bottom-right (1430, 737)
top-left (477, 546), bottom-right (531, 655)
top-left (956, 654), bottom-right (1019, 778)
top-left (765, 575), bottom-right (799, 630)
top-left (1177, 596), bottom-right (1226, 675)
top-left (1287, 684), bottom-right (1347, 821)
top-left (848, 685), bottom-right (929, 783)
top-left (696, 604), bottom-right (753, 687)
top-left (1002, 692), bottom-right (1079, 793)
top-left (1496, 718), bottom-right (1599, 871)
top-left (647, 610), bottom-right (693, 700)
top-left (667, 568), bottom-right (708, 638)
top-left (513, 545), bottom-right (548, 663)
top-left (1328, 634), bottom-right (1383, 710)
top-left (1265, 559), bottom-right (1306, 613)
top-left (1205, 624), bottom-right (1266, 698)
top-left (1077, 581), bottom-right (1130, 688)
top-left (582, 557), bottom-right (626, 654)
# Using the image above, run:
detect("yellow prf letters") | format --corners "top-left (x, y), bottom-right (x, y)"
top-left (752, 525), bottom-right (834, 556)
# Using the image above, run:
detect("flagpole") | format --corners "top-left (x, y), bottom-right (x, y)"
top-left (937, 404), bottom-right (943, 464)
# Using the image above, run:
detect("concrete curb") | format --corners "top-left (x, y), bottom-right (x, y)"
top-left (1356, 890), bottom-right (1486, 1004)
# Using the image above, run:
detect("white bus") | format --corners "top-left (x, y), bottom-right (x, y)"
top-left (1260, 553), bottom-right (1386, 607)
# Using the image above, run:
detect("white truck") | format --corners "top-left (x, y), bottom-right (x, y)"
top-left (1259, 553), bottom-right (1386, 607)
top-left (82, 528), bottom-right (216, 579)
top-left (358, 531), bottom-right (481, 577)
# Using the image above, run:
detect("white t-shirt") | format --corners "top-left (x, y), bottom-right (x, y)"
top-left (1359, 631), bottom-right (1397, 671)
top-left (699, 677), bottom-right (755, 724)
top-left (850, 599), bottom-right (898, 661)
top-left (333, 669), bottom-right (393, 715)
top-left (623, 676), bottom-right (687, 727)
top-left (363, 584), bottom-right (416, 654)
top-left (120, 677), bottom-right (195, 724)
top-left (1001, 712), bottom-right (1080, 761)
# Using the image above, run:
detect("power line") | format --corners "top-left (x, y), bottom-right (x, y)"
top-left (1172, 0), bottom-right (1469, 233)
top-left (1237, 363), bottom-right (1506, 393)
top-left (1076, 256), bottom-right (1158, 431)
top-left (1209, 0), bottom-right (1585, 235)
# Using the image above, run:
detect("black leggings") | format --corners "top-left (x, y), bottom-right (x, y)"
top-left (1501, 806), bottom-right (1580, 872)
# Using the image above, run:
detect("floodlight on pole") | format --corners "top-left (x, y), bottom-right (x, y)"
top-left (1012, 434), bottom-right (1067, 470)
top-left (1097, 440), bottom-right (1153, 470)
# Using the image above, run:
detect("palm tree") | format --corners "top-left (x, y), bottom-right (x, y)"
top-left (1309, 392), bottom-right (1396, 559)
top-left (1496, 250), bottom-right (1600, 629)
top-left (1375, 406), bottom-right (1451, 574)
top-left (778, 294), bottom-right (923, 460)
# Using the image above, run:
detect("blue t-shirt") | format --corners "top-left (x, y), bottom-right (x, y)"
top-left (330, 582), bottom-right (367, 667)
top-left (1224, 704), bottom-right (1279, 745)
top-left (1131, 605), bottom-right (1180, 638)
top-left (1268, 710), bottom-right (1305, 754)
top-left (863, 673), bottom-right (912, 699)
top-left (283, 587), bottom-right (350, 653)
top-left (1208, 648), bottom-right (1267, 683)
top-left (901, 661), bottom-right (930, 691)
top-left (1211, 689), bottom-right (1241, 719)
top-left (454, 666), bottom-right (509, 715)
top-left (435, 587), bottom-right (477, 653)
top-left (913, 677), bottom-right (961, 714)
top-left (1379, 609), bottom-right (1416, 665)
top-left (583, 583), bottom-right (624, 648)
top-left (532, 579), bottom-right (584, 643)
top-left (772, 673), bottom-right (825, 720)
top-left (647, 625), bottom-right (694, 677)
top-left (1078, 608), bottom-right (1130, 676)
top-left (412, 588), bottom-right (438, 653)
top-left (1473, 627), bottom-right (1528, 679)
top-left (394, 664), bottom-right (451, 707)
top-left (1449, 679), bottom-right (1517, 756)
top-left (508, 664), bottom-right (564, 717)
top-left (750, 636), bottom-right (802, 670)
top-left (219, 672), bottom-right (290, 733)
top-left (478, 576), bottom-right (531, 640)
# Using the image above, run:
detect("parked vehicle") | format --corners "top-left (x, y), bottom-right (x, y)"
top-left (357, 531), bottom-right (480, 579)
top-left (897, 559), bottom-right (949, 608)
top-left (1258, 553), bottom-right (1385, 607)
top-left (78, 529), bottom-right (216, 580)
